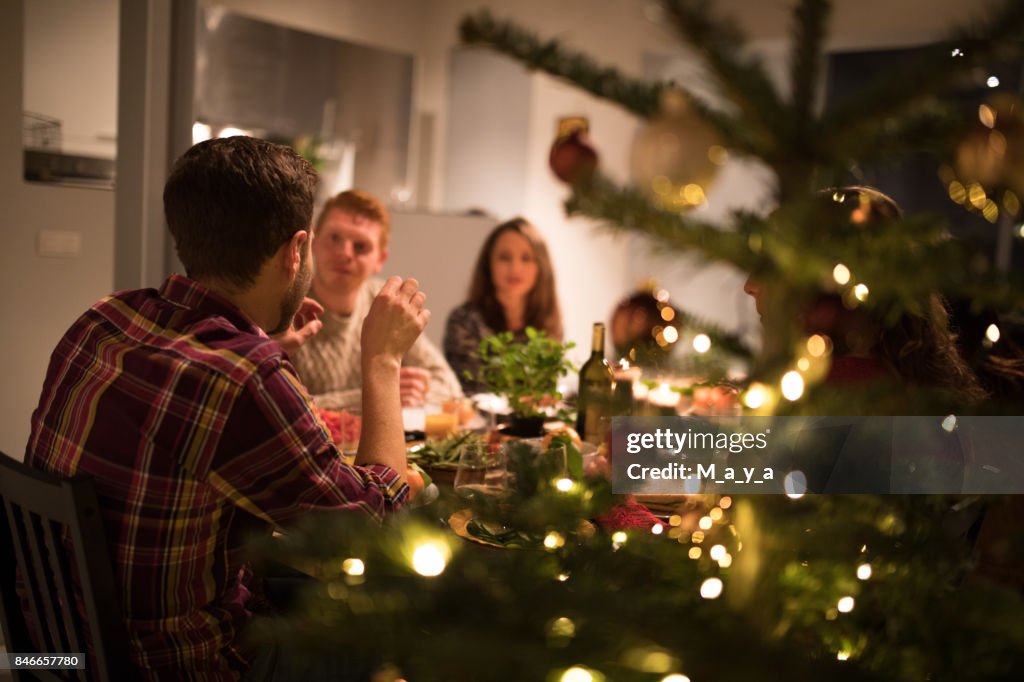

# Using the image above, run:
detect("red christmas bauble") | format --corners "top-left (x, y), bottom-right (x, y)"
top-left (549, 130), bottom-right (599, 184)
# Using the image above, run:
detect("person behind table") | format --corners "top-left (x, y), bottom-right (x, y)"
top-left (444, 217), bottom-right (563, 394)
top-left (742, 186), bottom-right (987, 498)
top-left (743, 186), bottom-right (985, 403)
top-left (289, 190), bottom-right (462, 409)
top-left (25, 136), bottom-right (427, 680)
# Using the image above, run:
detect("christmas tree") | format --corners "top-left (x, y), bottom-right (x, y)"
top-left (257, 2), bottom-right (1024, 679)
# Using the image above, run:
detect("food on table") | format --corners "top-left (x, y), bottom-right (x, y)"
top-left (405, 467), bottom-right (425, 499)
top-left (466, 518), bottom-right (534, 548)
top-left (318, 408), bottom-right (361, 449)
top-left (542, 425), bottom-right (583, 451)
top-left (691, 384), bottom-right (740, 415)
top-left (407, 431), bottom-right (487, 470)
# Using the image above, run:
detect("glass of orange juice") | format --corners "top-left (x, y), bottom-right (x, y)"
top-left (424, 405), bottom-right (458, 440)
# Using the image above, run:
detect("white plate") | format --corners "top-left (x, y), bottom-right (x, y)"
top-left (402, 406), bottom-right (426, 432)
top-left (470, 393), bottom-right (511, 416)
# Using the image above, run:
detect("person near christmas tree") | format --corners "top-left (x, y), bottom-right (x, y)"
top-left (744, 186), bottom-right (986, 406)
top-left (443, 217), bottom-right (563, 394)
top-left (288, 189), bottom-right (463, 409)
top-left (23, 136), bottom-right (427, 680)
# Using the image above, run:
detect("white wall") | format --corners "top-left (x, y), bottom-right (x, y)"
top-left (24, 0), bottom-right (119, 158)
top-left (0, 0), bottom-right (1001, 457)
top-left (0, 1), bottom-right (116, 458)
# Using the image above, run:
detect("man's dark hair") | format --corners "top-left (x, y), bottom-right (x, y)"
top-left (163, 136), bottom-right (318, 287)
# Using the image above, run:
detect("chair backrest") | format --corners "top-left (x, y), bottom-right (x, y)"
top-left (0, 452), bottom-right (134, 681)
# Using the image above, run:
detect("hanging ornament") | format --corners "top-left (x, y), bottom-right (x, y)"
top-left (549, 116), bottom-right (599, 184)
top-left (953, 94), bottom-right (1024, 213)
top-left (610, 286), bottom-right (681, 366)
top-left (630, 88), bottom-right (724, 210)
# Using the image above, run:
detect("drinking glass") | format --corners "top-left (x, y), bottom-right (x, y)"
top-left (454, 443), bottom-right (508, 502)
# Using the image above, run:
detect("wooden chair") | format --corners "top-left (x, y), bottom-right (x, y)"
top-left (0, 452), bottom-right (134, 681)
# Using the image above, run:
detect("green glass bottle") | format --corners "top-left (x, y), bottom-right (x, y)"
top-left (576, 322), bottom-right (614, 444)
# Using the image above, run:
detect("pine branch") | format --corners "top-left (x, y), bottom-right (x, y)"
top-left (676, 308), bottom-right (754, 359)
top-left (788, 0), bottom-right (831, 137)
top-left (660, 0), bottom-right (788, 153)
top-left (825, 103), bottom-right (966, 169)
top-left (822, 0), bottom-right (1024, 146)
top-left (459, 11), bottom-right (667, 119)
top-left (565, 174), bottom-right (758, 270)
top-left (684, 91), bottom-right (776, 158)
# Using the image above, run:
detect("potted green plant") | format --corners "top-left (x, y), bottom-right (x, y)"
top-left (474, 328), bottom-right (576, 437)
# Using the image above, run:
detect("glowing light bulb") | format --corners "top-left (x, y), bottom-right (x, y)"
top-left (555, 478), bottom-right (574, 492)
top-left (837, 596), bottom-right (855, 613)
top-left (692, 333), bottom-right (711, 353)
top-left (857, 563), bottom-right (872, 580)
top-left (979, 104), bottom-right (996, 128)
top-left (700, 577), bottom-right (723, 599)
top-left (698, 516), bottom-right (713, 530)
top-left (837, 651), bottom-right (850, 661)
top-left (987, 75), bottom-right (1001, 88)
top-left (651, 524), bottom-right (664, 535)
top-left (781, 371), bottom-right (804, 401)
top-left (663, 326), bottom-right (679, 344)
top-left (561, 666), bottom-right (593, 682)
top-left (797, 357), bottom-right (810, 371)
top-left (342, 558), bottom-right (365, 576)
top-left (549, 616), bottom-right (576, 637)
top-left (544, 532), bottom-right (566, 549)
top-left (411, 543), bottom-right (447, 577)
top-left (986, 324), bottom-right (1001, 343)
top-left (941, 415), bottom-right (958, 433)
top-left (833, 264), bottom-right (851, 285)
top-left (743, 383), bottom-right (768, 409)
top-left (709, 544), bottom-right (726, 561)
top-left (612, 531), bottom-right (628, 545)
top-left (806, 333), bottom-right (831, 356)
top-left (662, 675), bottom-right (691, 682)
top-left (853, 283), bottom-right (869, 301)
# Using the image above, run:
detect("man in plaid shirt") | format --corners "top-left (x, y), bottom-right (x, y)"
top-left (25, 137), bottom-right (428, 680)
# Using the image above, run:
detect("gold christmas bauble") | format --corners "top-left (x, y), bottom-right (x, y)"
top-left (630, 88), bottom-right (724, 209)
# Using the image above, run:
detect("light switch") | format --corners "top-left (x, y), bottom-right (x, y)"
top-left (37, 229), bottom-right (82, 258)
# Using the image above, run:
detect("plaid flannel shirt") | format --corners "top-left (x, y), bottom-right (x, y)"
top-left (26, 274), bottom-right (407, 680)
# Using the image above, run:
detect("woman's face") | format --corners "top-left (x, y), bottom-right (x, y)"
top-left (490, 230), bottom-right (539, 302)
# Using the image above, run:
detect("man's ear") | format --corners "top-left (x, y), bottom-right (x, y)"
top-left (373, 247), bottom-right (389, 275)
top-left (283, 230), bottom-right (309, 277)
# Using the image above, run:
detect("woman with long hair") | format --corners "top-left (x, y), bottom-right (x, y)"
top-left (444, 217), bottom-right (563, 394)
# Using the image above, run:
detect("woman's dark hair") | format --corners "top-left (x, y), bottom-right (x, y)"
top-left (815, 186), bottom-right (987, 401)
top-left (163, 136), bottom-right (318, 287)
top-left (467, 217), bottom-right (563, 339)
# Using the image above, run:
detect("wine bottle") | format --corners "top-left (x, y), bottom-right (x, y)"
top-left (576, 322), bottom-right (614, 444)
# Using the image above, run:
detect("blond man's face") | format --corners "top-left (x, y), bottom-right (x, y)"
top-left (312, 209), bottom-right (388, 295)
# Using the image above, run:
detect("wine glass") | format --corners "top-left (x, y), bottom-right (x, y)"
top-left (454, 443), bottom-right (508, 502)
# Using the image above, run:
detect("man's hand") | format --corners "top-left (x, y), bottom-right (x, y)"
top-left (361, 277), bottom-right (430, 369)
top-left (272, 298), bottom-right (324, 355)
top-left (399, 367), bottom-right (430, 407)
top-left (356, 277), bottom-right (430, 480)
